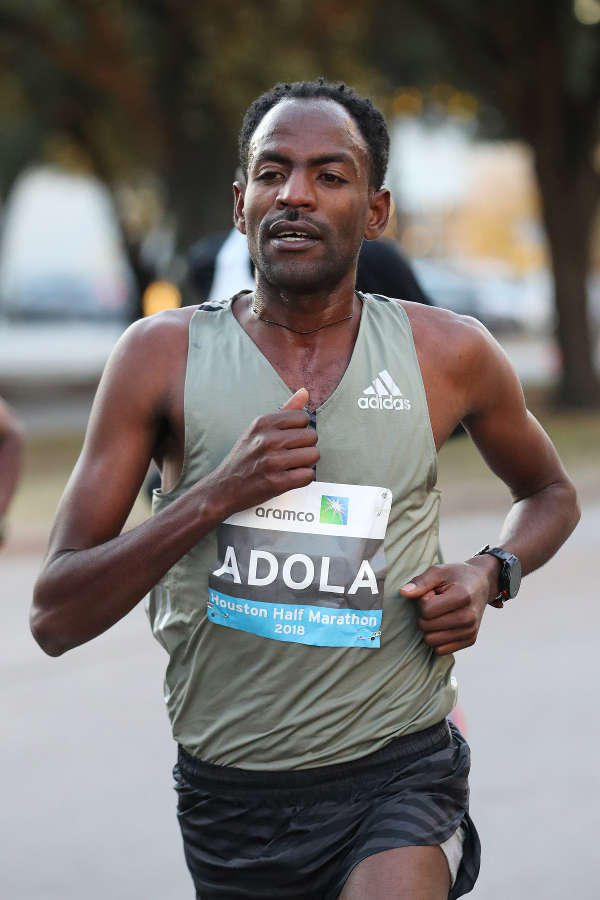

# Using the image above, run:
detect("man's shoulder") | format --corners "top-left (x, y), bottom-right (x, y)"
top-left (120, 306), bottom-right (200, 356)
top-left (135, 304), bottom-right (201, 333)
top-left (104, 307), bottom-right (200, 394)
top-left (97, 307), bottom-right (201, 418)
top-left (391, 298), bottom-right (499, 381)
top-left (398, 300), bottom-right (490, 344)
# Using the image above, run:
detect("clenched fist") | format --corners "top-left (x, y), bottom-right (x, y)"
top-left (209, 388), bottom-right (320, 519)
top-left (398, 554), bottom-right (503, 655)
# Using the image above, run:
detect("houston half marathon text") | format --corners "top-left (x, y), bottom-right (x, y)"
top-left (208, 592), bottom-right (378, 629)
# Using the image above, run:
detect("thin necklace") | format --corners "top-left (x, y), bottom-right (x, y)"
top-left (251, 299), bottom-right (354, 335)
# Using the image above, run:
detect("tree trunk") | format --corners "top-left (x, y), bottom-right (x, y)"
top-left (166, 137), bottom-right (238, 250)
top-left (534, 157), bottom-right (600, 408)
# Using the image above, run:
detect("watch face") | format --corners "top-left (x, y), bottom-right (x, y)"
top-left (479, 547), bottom-right (522, 601)
top-left (505, 556), bottom-right (522, 598)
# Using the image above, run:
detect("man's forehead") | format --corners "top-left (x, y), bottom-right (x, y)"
top-left (248, 98), bottom-right (369, 168)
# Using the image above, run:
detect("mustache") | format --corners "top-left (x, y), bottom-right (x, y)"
top-left (277, 209), bottom-right (301, 222)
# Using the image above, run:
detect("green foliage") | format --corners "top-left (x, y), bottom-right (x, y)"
top-left (0, 0), bottom-right (385, 232)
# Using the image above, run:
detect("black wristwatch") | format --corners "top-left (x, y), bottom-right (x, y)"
top-left (477, 545), bottom-right (522, 602)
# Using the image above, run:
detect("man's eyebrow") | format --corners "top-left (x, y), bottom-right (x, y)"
top-left (250, 150), bottom-right (359, 174)
top-left (306, 153), bottom-right (358, 173)
top-left (250, 151), bottom-right (291, 168)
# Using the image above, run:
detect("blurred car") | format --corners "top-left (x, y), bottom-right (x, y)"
top-left (412, 258), bottom-right (560, 335)
top-left (411, 258), bottom-right (481, 319)
top-left (0, 166), bottom-right (136, 321)
top-left (470, 268), bottom-right (553, 334)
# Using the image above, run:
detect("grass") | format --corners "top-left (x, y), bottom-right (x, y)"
top-left (12, 432), bottom-right (84, 523)
top-left (437, 408), bottom-right (600, 514)
top-left (7, 429), bottom-right (149, 552)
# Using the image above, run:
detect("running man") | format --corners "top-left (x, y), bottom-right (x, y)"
top-left (0, 396), bottom-right (24, 546)
top-left (31, 80), bottom-right (579, 899)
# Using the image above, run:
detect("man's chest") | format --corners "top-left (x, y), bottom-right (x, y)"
top-left (162, 302), bottom-right (466, 479)
top-left (254, 340), bottom-right (356, 412)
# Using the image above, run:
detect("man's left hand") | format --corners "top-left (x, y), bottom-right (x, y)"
top-left (398, 558), bottom-right (503, 656)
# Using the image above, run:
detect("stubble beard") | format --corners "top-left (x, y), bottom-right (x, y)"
top-left (249, 227), bottom-right (359, 296)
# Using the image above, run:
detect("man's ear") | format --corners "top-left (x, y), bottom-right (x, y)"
top-left (364, 188), bottom-right (391, 241)
top-left (233, 181), bottom-right (246, 234)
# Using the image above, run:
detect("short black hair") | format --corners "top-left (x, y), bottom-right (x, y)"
top-left (239, 79), bottom-right (389, 190)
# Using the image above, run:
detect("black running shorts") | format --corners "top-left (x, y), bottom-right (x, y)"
top-left (173, 720), bottom-right (480, 899)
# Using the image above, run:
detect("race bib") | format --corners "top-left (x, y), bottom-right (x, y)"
top-left (208, 481), bottom-right (391, 648)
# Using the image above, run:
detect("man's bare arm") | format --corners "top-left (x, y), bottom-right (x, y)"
top-left (31, 314), bottom-right (319, 657)
top-left (0, 397), bottom-right (24, 539)
top-left (400, 314), bottom-right (580, 655)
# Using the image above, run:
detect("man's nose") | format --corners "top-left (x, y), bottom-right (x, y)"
top-left (276, 170), bottom-right (315, 209)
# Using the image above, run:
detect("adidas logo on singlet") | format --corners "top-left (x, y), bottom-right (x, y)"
top-left (357, 369), bottom-right (412, 410)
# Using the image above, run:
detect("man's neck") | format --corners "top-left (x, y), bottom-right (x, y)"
top-left (251, 274), bottom-right (357, 333)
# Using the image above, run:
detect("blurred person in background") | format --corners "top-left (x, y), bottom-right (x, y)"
top-left (0, 396), bottom-right (24, 547)
top-left (187, 170), bottom-right (256, 304)
top-left (31, 80), bottom-right (579, 900)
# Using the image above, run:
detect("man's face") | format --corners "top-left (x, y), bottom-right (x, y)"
top-left (235, 98), bottom-right (388, 295)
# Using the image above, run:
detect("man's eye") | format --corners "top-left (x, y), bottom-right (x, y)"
top-left (257, 171), bottom-right (283, 182)
top-left (320, 173), bottom-right (346, 184)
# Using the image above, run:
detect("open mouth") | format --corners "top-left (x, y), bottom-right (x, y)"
top-left (276, 231), bottom-right (316, 242)
top-left (269, 228), bottom-right (321, 251)
top-left (268, 220), bottom-right (322, 247)
top-left (267, 219), bottom-right (322, 252)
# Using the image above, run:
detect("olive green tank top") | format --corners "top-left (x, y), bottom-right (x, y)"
top-left (147, 292), bottom-right (456, 770)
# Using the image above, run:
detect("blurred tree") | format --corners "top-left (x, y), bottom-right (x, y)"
top-left (0, 0), bottom-right (379, 248)
top-left (367, 0), bottom-right (600, 406)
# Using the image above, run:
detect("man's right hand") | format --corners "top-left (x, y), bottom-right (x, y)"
top-left (209, 388), bottom-right (319, 518)
top-left (32, 347), bottom-right (318, 656)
